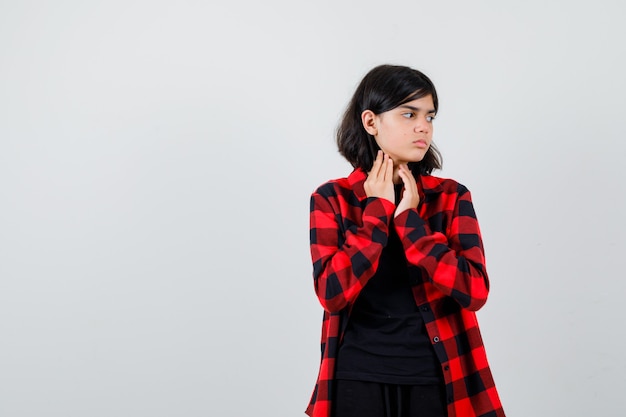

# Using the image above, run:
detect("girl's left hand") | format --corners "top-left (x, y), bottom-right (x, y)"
top-left (395, 164), bottom-right (419, 217)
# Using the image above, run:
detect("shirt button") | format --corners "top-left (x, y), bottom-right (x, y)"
top-left (421, 306), bottom-right (429, 312)
top-left (433, 336), bottom-right (440, 343)
top-left (447, 396), bottom-right (454, 404)
top-left (444, 365), bottom-right (450, 371)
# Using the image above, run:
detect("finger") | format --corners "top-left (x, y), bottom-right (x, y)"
top-left (397, 168), bottom-right (419, 208)
top-left (384, 154), bottom-right (393, 181)
top-left (400, 164), bottom-right (416, 187)
top-left (398, 168), bottom-right (417, 197)
top-left (370, 150), bottom-right (383, 178)
top-left (397, 164), bottom-right (407, 180)
top-left (397, 166), bottom-right (410, 187)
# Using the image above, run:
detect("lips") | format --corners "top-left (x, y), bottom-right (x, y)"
top-left (413, 139), bottom-right (429, 148)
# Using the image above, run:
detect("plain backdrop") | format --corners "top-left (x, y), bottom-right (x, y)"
top-left (1, 1), bottom-right (625, 416)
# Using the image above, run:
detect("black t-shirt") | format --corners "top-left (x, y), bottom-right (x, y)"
top-left (335, 185), bottom-right (443, 385)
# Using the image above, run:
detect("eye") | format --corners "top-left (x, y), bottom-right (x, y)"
top-left (426, 115), bottom-right (436, 122)
top-left (402, 112), bottom-right (415, 119)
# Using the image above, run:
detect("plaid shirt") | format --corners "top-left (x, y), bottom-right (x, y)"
top-left (306, 168), bottom-right (505, 417)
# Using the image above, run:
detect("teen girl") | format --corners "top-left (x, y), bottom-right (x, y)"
top-left (306, 65), bottom-right (505, 417)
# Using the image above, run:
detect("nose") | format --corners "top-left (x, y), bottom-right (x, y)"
top-left (414, 115), bottom-right (430, 133)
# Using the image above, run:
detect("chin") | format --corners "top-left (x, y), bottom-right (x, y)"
top-left (407, 153), bottom-right (426, 163)
top-left (390, 151), bottom-right (426, 164)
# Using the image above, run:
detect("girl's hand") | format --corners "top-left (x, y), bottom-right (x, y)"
top-left (364, 150), bottom-right (395, 203)
top-left (395, 163), bottom-right (419, 217)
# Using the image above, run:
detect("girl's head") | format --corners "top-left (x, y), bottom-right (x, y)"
top-left (337, 64), bottom-right (442, 174)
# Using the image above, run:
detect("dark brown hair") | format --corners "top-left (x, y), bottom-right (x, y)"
top-left (336, 64), bottom-right (442, 174)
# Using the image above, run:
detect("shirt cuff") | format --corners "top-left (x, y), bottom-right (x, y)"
top-left (363, 197), bottom-right (396, 225)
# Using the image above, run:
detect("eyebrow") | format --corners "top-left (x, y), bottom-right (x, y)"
top-left (399, 105), bottom-right (436, 114)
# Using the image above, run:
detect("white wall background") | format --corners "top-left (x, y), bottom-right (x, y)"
top-left (1, 1), bottom-right (625, 416)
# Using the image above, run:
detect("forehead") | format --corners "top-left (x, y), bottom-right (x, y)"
top-left (398, 95), bottom-right (435, 112)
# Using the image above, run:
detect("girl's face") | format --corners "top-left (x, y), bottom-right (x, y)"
top-left (362, 94), bottom-right (435, 166)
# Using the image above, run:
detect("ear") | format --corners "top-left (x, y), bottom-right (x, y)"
top-left (361, 110), bottom-right (378, 136)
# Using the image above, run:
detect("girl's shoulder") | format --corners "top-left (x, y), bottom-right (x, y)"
top-left (312, 169), bottom-right (366, 198)
top-left (312, 176), bottom-right (349, 194)
top-left (421, 173), bottom-right (469, 195)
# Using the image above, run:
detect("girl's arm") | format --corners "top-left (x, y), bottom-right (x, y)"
top-left (309, 190), bottom-right (395, 313)
top-left (394, 186), bottom-right (490, 311)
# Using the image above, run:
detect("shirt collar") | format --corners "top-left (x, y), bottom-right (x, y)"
top-left (348, 168), bottom-right (368, 201)
top-left (348, 167), bottom-right (445, 202)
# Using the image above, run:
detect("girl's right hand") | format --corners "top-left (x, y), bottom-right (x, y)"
top-left (364, 150), bottom-right (395, 203)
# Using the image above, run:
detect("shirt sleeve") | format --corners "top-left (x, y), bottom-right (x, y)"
top-left (309, 189), bottom-right (396, 313)
top-left (393, 187), bottom-right (490, 311)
